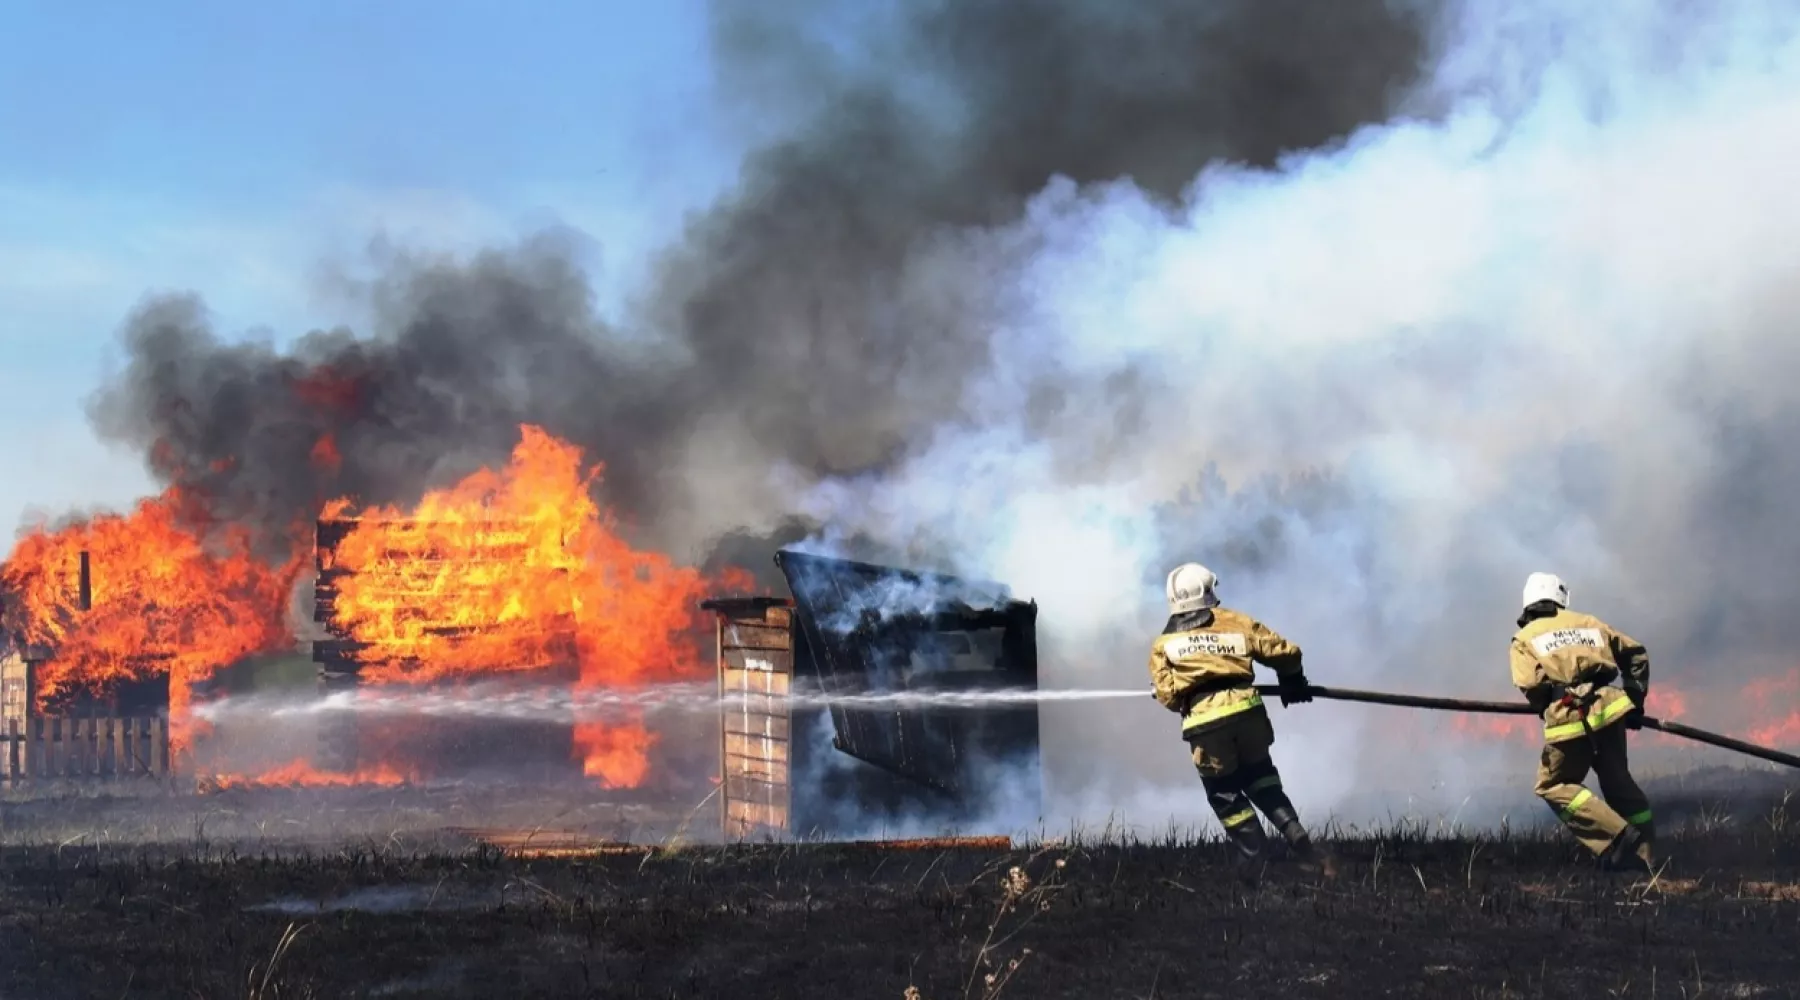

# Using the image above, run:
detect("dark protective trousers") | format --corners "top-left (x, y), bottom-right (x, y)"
top-left (1185, 708), bottom-right (1310, 857)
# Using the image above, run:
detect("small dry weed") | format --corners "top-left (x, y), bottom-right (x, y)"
top-left (959, 854), bottom-right (1070, 1000)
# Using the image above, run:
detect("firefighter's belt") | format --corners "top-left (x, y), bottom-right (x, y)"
top-left (1542, 684), bottom-right (1634, 742)
top-left (1183, 676), bottom-right (1252, 701)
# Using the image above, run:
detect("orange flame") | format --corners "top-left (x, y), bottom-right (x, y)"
top-left (204, 757), bottom-right (415, 791)
top-left (1450, 712), bottom-right (1536, 742)
top-left (575, 721), bottom-right (657, 788)
top-left (1751, 713), bottom-right (1800, 747)
top-left (1646, 687), bottom-right (1688, 719)
top-left (1745, 669), bottom-right (1800, 746)
top-left (0, 489), bottom-right (303, 755)
top-left (320, 424), bottom-right (752, 787)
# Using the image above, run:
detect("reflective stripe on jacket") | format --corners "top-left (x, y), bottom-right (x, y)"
top-left (1148, 605), bottom-right (1301, 737)
top-left (1509, 608), bottom-right (1649, 744)
top-left (1181, 685), bottom-right (1266, 734)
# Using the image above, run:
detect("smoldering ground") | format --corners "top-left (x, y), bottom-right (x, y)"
top-left (33, 0), bottom-right (1800, 839)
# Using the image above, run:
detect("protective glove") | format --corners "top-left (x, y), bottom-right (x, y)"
top-left (1624, 707), bottom-right (1645, 730)
top-left (1277, 671), bottom-right (1314, 706)
top-left (1524, 686), bottom-right (1553, 717)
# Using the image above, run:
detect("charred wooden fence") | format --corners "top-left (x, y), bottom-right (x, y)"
top-left (1, 716), bottom-right (171, 786)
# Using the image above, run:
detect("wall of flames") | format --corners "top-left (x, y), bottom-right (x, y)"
top-left (0, 424), bottom-right (752, 789)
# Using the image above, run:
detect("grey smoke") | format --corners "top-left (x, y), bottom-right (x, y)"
top-left (76, 0), bottom-right (1439, 578)
top-left (779, 0), bottom-right (1800, 832)
top-left (650, 0), bottom-right (1440, 556)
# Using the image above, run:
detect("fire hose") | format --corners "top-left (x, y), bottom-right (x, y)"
top-left (1249, 683), bottom-right (1800, 771)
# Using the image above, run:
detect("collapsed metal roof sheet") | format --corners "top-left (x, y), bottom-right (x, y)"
top-left (773, 549), bottom-right (1039, 796)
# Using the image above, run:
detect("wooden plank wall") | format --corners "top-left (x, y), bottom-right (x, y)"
top-left (716, 604), bottom-right (794, 841)
top-left (0, 652), bottom-right (27, 731)
top-left (0, 717), bottom-right (170, 787)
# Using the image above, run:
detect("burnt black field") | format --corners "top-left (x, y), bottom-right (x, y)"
top-left (3, 770), bottom-right (1799, 999)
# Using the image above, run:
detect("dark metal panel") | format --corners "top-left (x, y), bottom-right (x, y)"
top-left (772, 549), bottom-right (1040, 804)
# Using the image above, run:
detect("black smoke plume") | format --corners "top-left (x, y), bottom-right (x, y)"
top-left (79, 0), bottom-right (1439, 572)
top-left (83, 234), bottom-right (649, 561)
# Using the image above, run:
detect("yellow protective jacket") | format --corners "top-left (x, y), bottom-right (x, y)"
top-left (1509, 607), bottom-right (1649, 744)
top-left (1148, 606), bottom-right (1303, 736)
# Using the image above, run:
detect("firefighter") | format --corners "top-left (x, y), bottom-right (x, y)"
top-left (1149, 562), bottom-right (1315, 860)
top-left (1510, 572), bottom-right (1655, 871)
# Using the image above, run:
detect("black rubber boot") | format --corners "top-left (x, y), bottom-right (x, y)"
top-left (1225, 817), bottom-right (1270, 860)
top-left (1238, 760), bottom-right (1309, 856)
top-left (1599, 825), bottom-right (1653, 874)
top-left (1264, 805), bottom-right (1313, 856)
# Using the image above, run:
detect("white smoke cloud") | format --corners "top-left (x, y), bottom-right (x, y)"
top-left (784, 0), bottom-right (1800, 831)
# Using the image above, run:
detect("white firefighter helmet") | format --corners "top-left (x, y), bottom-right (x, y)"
top-left (1521, 572), bottom-right (1569, 610)
top-left (1166, 562), bottom-right (1220, 615)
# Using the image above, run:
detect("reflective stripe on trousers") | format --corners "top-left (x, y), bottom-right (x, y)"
top-left (1219, 807), bottom-right (1257, 828)
top-left (1559, 787), bottom-right (1593, 821)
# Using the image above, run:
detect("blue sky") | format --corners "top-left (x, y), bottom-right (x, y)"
top-left (0, 0), bottom-right (744, 530)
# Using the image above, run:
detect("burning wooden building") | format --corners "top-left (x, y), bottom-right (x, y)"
top-left (1, 551), bottom-right (98, 725)
top-left (311, 515), bottom-right (591, 783)
top-left (703, 550), bottom-right (1043, 842)
top-left (0, 551), bottom-right (173, 784)
top-left (295, 426), bottom-right (759, 791)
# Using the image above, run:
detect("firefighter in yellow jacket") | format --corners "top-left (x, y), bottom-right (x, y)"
top-left (1510, 572), bottom-right (1655, 871)
top-left (1149, 562), bottom-right (1315, 860)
